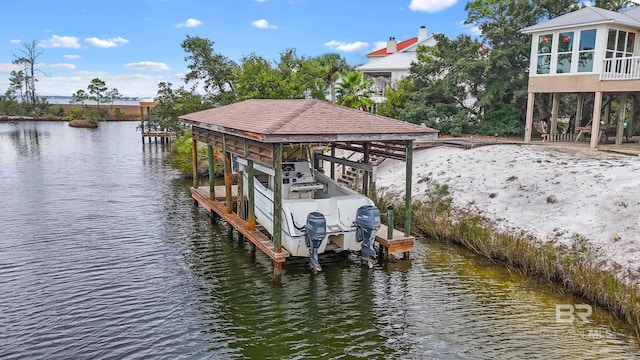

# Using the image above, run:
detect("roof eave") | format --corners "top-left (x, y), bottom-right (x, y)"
top-left (181, 118), bottom-right (439, 143)
top-left (521, 19), bottom-right (640, 34)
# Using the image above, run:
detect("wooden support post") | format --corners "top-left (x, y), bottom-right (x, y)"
top-left (224, 151), bottom-right (232, 214)
top-left (248, 160), bottom-right (256, 231)
top-left (191, 138), bottom-right (198, 188)
top-left (362, 142), bottom-right (370, 196)
top-left (387, 206), bottom-right (394, 240)
top-left (404, 140), bottom-right (413, 237)
top-left (590, 92), bottom-right (603, 148)
top-left (207, 145), bottom-right (215, 201)
top-left (273, 262), bottom-right (283, 279)
top-left (616, 95), bottom-right (627, 145)
top-left (551, 93), bottom-right (559, 136)
top-left (630, 95), bottom-right (637, 140)
top-left (330, 145), bottom-right (335, 180)
top-left (273, 144), bottom-right (283, 253)
top-left (525, 92), bottom-right (535, 142)
top-left (140, 106), bottom-right (144, 144)
top-left (237, 170), bottom-right (245, 220)
top-left (237, 170), bottom-right (245, 241)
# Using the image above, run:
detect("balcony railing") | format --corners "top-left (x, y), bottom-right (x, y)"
top-left (601, 56), bottom-right (640, 80)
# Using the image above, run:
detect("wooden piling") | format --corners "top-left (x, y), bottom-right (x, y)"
top-left (224, 151), bottom-right (232, 214)
top-left (247, 160), bottom-right (256, 232)
top-left (404, 140), bottom-right (413, 237)
top-left (273, 144), bottom-right (283, 253)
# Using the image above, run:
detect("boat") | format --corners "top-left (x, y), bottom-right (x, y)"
top-left (235, 148), bottom-right (381, 272)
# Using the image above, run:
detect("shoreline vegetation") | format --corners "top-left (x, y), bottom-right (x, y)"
top-left (375, 144), bottom-right (640, 337)
top-left (377, 193), bottom-right (640, 337)
top-left (0, 104), bottom-right (142, 123)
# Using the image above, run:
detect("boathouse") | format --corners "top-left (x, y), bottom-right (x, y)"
top-left (180, 99), bottom-right (437, 275)
top-left (522, 6), bottom-right (640, 148)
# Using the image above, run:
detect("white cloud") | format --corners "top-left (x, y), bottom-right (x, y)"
top-left (409, 0), bottom-right (457, 13)
top-left (470, 26), bottom-right (482, 36)
top-left (10, 39), bottom-right (21, 44)
top-left (84, 36), bottom-right (129, 48)
top-left (40, 35), bottom-right (81, 49)
top-left (252, 19), bottom-right (278, 29)
top-left (373, 41), bottom-right (387, 50)
top-left (459, 21), bottom-right (482, 36)
top-left (177, 18), bottom-right (202, 28)
top-left (48, 63), bottom-right (76, 70)
top-left (324, 40), bottom-right (369, 52)
top-left (64, 54), bottom-right (81, 60)
top-left (0, 63), bottom-right (21, 72)
top-left (125, 61), bottom-right (170, 71)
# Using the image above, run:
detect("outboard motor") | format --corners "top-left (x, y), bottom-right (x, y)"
top-left (305, 212), bottom-right (326, 273)
top-left (355, 205), bottom-right (381, 268)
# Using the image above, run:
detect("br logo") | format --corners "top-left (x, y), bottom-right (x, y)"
top-left (555, 304), bottom-right (593, 323)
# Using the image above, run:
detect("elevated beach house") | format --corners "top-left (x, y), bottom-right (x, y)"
top-left (356, 26), bottom-right (437, 104)
top-left (522, 6), bottom-right (640, 148)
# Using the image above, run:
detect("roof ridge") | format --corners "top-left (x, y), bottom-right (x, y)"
top-left (263, 99), bottom-right (317, 134)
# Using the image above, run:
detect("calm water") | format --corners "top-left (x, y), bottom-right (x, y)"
top-left (0, 121), bottom-right (638, 359)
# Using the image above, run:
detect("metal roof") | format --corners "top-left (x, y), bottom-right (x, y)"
top-left (180, 99), bottom-right (438, 143)
top-left (521, 6), bottom-right (640, 34)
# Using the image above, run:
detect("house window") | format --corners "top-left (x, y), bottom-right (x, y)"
top-left (537, 33), bottom-right (553, 74)
top-left (578, 29), bottom-right (596, 72)
top-left (556, 31), bottom-right (574, 73)
top-left (606, 29), bottom-right (635, 73)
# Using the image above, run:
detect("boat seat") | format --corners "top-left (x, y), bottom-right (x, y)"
top-left (289, 182), bottom-right (325, 192)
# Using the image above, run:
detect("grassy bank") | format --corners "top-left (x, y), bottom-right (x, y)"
top-left (376, 181), bottom-right (640, 337)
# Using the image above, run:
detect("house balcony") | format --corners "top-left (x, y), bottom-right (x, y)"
top-left (600, 56), bottom-right (640, 80)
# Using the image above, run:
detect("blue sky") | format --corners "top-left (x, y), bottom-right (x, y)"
top-left (0, 0), bottom-right (482, 98)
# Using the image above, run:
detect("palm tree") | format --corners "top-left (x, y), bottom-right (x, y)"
top-left (336, 71), bottom-right (373, 111)
top-left (316, 53), bottom-right (350, 103)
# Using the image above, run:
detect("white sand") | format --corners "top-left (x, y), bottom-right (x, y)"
top-left (375, 144), bottom-right (640, 280)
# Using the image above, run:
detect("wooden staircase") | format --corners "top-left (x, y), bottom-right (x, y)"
top-left (336, 155), bottom-right (385, 189)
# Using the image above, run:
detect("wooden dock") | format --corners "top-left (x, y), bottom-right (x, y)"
top-left (191, 186), bottom-right (290, 264)
top-left (376, 224), bottom-right (414, 258)
top-left (142, 131), bottom-right (176, 143)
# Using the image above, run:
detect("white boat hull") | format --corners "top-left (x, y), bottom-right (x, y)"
top-left (237, 159), bottom-right (375, 257)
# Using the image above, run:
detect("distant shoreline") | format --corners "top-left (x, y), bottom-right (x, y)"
top-left (0, 104), bottom-right (143, 122)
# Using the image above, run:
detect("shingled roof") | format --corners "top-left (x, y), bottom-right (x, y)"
top-left (521, 6), bottom-right (640, 33)
top-left (180, 99), bottom-right (438, 143)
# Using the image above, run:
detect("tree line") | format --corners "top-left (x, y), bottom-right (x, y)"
top-left (3, 0), bottom-right (634, 135)
top-left (151, 0), bottom-right (635, 137)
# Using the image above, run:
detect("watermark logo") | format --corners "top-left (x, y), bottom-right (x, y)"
top-left (555, 304), bottom-right (592, 323)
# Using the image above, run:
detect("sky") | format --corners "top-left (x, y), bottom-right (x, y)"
top-left (0, 0), bottom-right (483, 98)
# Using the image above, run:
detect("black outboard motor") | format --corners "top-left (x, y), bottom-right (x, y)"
top-left (355, 205), bottom-right (381, 268)
top-left (305, 212), bottom-right (326, 273)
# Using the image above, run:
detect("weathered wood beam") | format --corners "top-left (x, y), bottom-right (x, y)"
top-left (314, 153), bottom-right (373, 172)
top-left (224, 150), bottom-right (232, 214)
top-left (616, 95), bottom-right (627, 145)
top-left (207, 145), bottom-right (215, 201)
top-left (404, 140), bottom-right (413, 237)
top-left (525, 92), bottom-right (535, 142)
top-left (248, 160), bottom-right (256, 231)
top-left (273, 143), bottom-right (283, 253)
top-left (591, 92), bottom-right (603, 148)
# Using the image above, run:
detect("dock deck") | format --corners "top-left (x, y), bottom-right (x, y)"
top-left (191, 186), bottom-right (289, 263)
top-left (376, 224), bottom-right (414, 257)
top-left (190, 186), bottom-right (413, 266)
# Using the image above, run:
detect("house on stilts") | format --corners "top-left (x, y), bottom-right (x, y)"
top-left (522, 6), bottom-right (640, 148)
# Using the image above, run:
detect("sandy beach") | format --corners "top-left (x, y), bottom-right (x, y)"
top-left (376, 143), bottom-right (640, 282)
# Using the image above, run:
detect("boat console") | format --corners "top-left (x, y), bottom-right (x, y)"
top-left (282, 161), bottom-right (326, 199)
